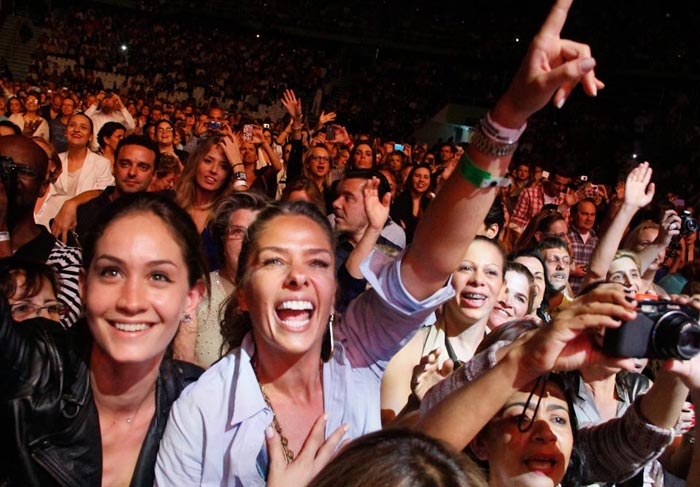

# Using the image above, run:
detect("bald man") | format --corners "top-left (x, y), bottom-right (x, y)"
top-left (0, 135), bottom-right (82, 327)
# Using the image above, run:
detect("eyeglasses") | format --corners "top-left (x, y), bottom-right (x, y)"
top-left (544, 255), bottom-right (572, 266)
top-left (226, 225), bottom-right (247, 240)
top-left (0, 156), bottom-right (40, 180)
top-left (309, 155), bottom-right (330, 163)
top-left (11, 302), bottom-right (66, 320)
top-left (157, 127), bottom-right (173, 133)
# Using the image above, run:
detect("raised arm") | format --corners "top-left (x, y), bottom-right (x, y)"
top-left (344, 178), bottom-right (391, 279)
top-left (417, 283), bottom-right (636, 450)
top-left (280, 89), bottom-right (304, 182)
top-left (665, 296), bottom-right (700, 487)
top-left (401, 0), bottom-right (604, 301)
top-left (252, 125), bottom-right (283, 172)
top-left (583, 162), bottom-right (655, 285)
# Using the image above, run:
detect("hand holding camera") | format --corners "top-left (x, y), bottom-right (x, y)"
top-left (603, 295), bottom-right (700, 360)
top-left (242, 124), bottom-right (264, 143)
top-left (680, 210), bottom-right (700, 237)
top-left (207, 120), bottom-right (223, 131)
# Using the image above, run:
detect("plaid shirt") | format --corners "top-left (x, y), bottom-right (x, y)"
top-left (568, 227), bottom-right (598, 295)
top-left (509, 185), bottom-right (569, 231)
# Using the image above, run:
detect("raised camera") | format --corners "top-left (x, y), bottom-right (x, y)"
top-left (680, 210), bottom-right (699, 236)
top-left (603, 297), bottom-right (700, 360)
top-left (207, 121), bottom-right (223, 131)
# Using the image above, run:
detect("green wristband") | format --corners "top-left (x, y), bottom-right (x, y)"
top-left (458, 154), bottom-right (511, 188)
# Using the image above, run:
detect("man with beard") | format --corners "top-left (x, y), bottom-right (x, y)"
top-left (0, 135), bottom-right (81, 327)
top-left (536, 236), bottom-right (574, 315)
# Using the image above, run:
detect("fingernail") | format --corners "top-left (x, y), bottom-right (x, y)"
top-left (265, 425), bottom-right (275, 438)
top-left (555, 97), bottom-right (565, 109)
top-left (580, 58), bottom-right (596, 72)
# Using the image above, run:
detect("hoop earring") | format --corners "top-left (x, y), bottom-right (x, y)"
top-left (321, 311), bottom-right (335, 362)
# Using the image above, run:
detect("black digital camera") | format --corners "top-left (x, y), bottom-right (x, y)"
top-left (603, 297), bottom-right (700, 360)
top-left (680, 210), bottom-right (700, 237)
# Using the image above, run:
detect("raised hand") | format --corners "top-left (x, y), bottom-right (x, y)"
top-left (624, 161), bottom-right (655, 208)
top-left (657, 209), bottom-right (682, 246)
top-left (493, 0), bottom-right (604, 128)
top-left (266, 415), bottom-right (348, 487)
top-left (334, 125), bottom-right (352, 146)
top-left (615, 180), bottom-right (625, 200)
top-left (281, 89), bottom-right (302, 122)
top-left (519, 283), bottom-right (638, 376)
top-left (564, 186), bottom-right (579, 207)
top-left (251, 124), bottom-right (265, 144)
top-left (363, 176), bottom-right (391, 232)
top-left (218, 130), bottom-right (242, 168)
top-left (318, 110), bottom-right (336, 126)
top-left (411, 348), bottom-right (454, 401)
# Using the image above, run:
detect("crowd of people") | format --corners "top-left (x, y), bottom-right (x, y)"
top-left (2, 0), bottom-right (700, 486)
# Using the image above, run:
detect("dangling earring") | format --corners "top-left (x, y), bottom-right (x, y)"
top-left (321, 312), bottom-right (335, 362)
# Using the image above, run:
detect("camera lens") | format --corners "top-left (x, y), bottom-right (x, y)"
top-left (652, 311), bottom-right (700, 360)
top-left (683, 217), bottom-right (700, 234)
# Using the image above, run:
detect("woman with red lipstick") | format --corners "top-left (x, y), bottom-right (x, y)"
top-left (390, 163), bottom-right (433, 243)
top-left (1, 193), bottom-right (206, 486)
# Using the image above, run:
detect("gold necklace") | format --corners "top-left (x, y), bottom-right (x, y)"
top-left (251, 354), bottom-right (295, 464)
top-left (258, 383), bottom-right (295, 464)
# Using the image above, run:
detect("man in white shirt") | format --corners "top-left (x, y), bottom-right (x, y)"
top-left (84, 91), bottom-right (135, 150)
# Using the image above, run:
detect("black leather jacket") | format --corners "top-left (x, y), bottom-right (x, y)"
top-left (0, 298), bottom-right (203, 487)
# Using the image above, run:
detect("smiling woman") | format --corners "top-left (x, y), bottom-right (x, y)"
top-left (175, 131), bottom-right (243, 270)
top-left (35, 113), bottom-right (114, 229)
top-left (155, 196), bottom-right (460, 485)
top-left (1, 193), bottom-right (207, 486)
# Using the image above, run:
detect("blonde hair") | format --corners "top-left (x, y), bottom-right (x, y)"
top-left (612, 249), bottom-right (641, 272)
top-left (175, 133), bottom-right (232, 212)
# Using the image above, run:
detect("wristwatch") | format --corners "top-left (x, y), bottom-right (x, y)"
top-left (470, 127), bottom-right (519, 157)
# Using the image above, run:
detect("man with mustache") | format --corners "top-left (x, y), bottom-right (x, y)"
top-left (537, 236), bottom-right (575, 315)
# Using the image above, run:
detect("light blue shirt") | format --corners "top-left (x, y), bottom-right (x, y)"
top-left (155, 250), bottom-right (454, 486)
